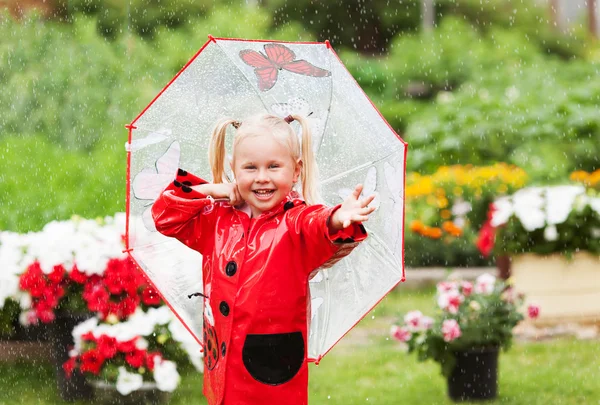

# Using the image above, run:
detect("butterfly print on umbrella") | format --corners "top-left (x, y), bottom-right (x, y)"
top-left (132, 141), bottom-right (181, 232)
top-left (239, 43), bottom-right (331, 92)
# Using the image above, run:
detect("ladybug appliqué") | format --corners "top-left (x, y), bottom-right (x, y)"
top-left (203, 320), bottom-right (220, 370)
top-left (203, 300), bottom-right (220, 370)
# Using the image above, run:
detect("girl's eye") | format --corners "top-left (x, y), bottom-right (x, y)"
top-left (244, 165), bottom-right (256, 170)
top-left (269, 164), bottom-right (280, 169)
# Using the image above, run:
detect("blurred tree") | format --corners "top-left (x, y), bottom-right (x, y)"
top-left (589, 0), bottom-right (597, 37)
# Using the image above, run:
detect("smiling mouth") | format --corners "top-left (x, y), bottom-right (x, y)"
top-left (253, 189), bottom-right (275, 200)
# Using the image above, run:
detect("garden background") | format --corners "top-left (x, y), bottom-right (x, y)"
top-left (1, 0), bottom-right (599, 404)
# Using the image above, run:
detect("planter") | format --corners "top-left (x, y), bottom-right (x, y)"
top-left (447, 347), bottom-right (499, 402)
top-left (511, 252), bottom-right (600, 325)
top-left (90, 380), bottom-right (172, 405)
top-left (49, 311), bottom-right (93, 402)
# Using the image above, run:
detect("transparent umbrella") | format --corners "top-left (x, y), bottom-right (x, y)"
top-left (126, 36), bottom-right (406, 361)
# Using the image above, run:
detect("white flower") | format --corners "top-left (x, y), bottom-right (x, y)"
top-left (490, 197), bottom-right (513, 227)
top-left (153, 359), bottom-right (180, 392)
top-left (168, 317), bottom-right (192, 343)
top-left (513, 188), bottom-right (545, 231)
top-left (135, 337), bottom-right (149, 350)
top-left (475, 273), bottom-right (496, 295)
top-left (0, 274), bottom-right (19, 308)
top-left (451, 199), bottom-right (472, 217)
top-left (469, 301), bottom-right (482, 311)
top-left (116, 367), bottom-right (143, 395)
top-left (544, 225), bottom-right (559, 242)
top-left (545, 186), bottom-right (585, 224)
top-left (149, 306), bottom-right (173, 326)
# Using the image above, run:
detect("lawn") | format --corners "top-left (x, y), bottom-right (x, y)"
top-left (0, 287), bottom-right (598, 404)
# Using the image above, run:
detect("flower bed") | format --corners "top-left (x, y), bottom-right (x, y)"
top-left (405, 163), bottom-right (527, 267)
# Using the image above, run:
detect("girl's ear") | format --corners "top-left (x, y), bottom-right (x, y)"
top-left (294, 159), bottom-right (303, 182)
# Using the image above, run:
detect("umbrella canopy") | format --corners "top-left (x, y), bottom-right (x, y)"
top-left (126, 36), bottom-right (406, 361)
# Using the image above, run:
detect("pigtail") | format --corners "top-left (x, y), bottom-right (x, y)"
top-left (292, 114), bottom-right (320, 205)
top-left (208, 118), bottom-right (237, 183)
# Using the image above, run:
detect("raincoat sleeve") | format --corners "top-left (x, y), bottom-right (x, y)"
top-left (151, 169), bottom-right (217, 256)
top-left (288, 204), bottom-right (368, 273)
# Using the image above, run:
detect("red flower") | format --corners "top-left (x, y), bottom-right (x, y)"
top-left (528, 305), bottom-right (540, 319)
top-left (63, 357), bottom-right (77, 378)
top-left (145, 352), bottom-right (162, 371)
top-left (36, 307), bottom-right (56, 323)
top-left (97, 335), bottom-right (118, 359)
top-left (81, 331), bottom-right (96, 342)
top-left (48, 264), bottom-right (66, 284)
top-left (20, 262), bottom-right (46, 297)
top-left (79, 349), bottom-right (104, 375)
top-left (83, 281), bottom-right (110, 313)
top-left (125, 349), bottom-right (146, 368)
top-left (104, 259), bottom-right (125, 295)
top-left (117, 338), bottom-right (138, 353)
top-left (476, 203), bottom-right (497, 257)
top-left (69, 265), bottom-right (88, 284)
top-left (141, 286), bottom-right (161, 306)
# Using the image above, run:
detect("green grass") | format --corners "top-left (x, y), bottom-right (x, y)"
top-left (1, 288), bottom-right (599, 404)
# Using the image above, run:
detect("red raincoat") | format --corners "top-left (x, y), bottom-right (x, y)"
top-left (152, 169), bottom-right (367, 405)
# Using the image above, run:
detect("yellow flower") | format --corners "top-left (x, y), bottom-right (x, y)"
top-left (570, 170), bottom-right (589, 183)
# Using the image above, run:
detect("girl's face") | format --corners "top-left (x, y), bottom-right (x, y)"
top-left (232, 134), bottom-right (301, 218)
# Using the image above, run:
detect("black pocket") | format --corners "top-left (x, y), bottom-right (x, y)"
top-left (242, 331), bottom-right (305, 385)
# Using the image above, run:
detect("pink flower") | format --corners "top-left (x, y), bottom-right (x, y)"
top-left (390, 325), bottom-right (412, 342)
top-left (441, 319), bottom-right (462, 342)
top-left (437, 291), bottom-right (464, 314)
top-left (474, 273), bottom-right (496, 295)
top-left (527, 305), bottom-right (540, 319)
top-left (436, 281), bottom-right (458, 294)
top-left (461, 281), bottom-right (473, 297)
top-left (403, 311), bottom-right (435, 331)
top-left (403, 311), bottom-right (423, 330)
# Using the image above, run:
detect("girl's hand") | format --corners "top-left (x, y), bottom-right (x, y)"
top-left (193, 183), bottom-right (244, 206)
top-left (330, 184), bottom-right (376, 231)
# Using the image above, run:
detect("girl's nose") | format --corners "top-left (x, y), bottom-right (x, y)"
top-left (255, 168), bottom-right (269, 182)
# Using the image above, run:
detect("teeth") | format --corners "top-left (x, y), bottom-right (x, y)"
top-left (255, 190), bottom-right (273, 195)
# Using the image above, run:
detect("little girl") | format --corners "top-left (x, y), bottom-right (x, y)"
top-left (152, 113), bottom-right (375, 405)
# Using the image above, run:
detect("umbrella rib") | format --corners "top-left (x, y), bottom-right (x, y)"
top-left (320, 146), bottom-right (404, 186)
top-left (212, 40), bottom-right (271, 113)
top-left (314, 49), bottom-right (335, 155)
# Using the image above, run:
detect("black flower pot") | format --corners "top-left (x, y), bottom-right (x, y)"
top-left (49, 311), bottom-right (93, 402)
top-left (447, 346), bottom-right (499, 402)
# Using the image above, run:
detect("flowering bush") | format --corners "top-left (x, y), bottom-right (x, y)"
top-left (405, 163), bottom-right (527, 266)
top-left (391, 274), bottom-right (539, 376)
top-left (64, 306), bottom-right (203, 395)
top-left (7, 214), bottom-right (164, 324)
top-left (478, 185), bottom-right (600, 257)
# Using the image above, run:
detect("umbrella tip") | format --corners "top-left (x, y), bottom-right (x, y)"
top-left (325, 40), bottom-right (331, 49)
top-left (208, 35), bottom-right (216, 43)
top-left (401, 276), bottom-right (406, 282)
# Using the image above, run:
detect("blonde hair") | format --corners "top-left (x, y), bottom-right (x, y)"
top-left (208, 113), bottom-right (319, 204)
